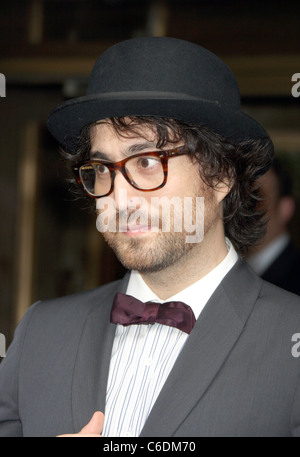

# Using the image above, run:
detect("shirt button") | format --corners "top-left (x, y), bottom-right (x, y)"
top-left (124, 431), bottom-right (132, 437)
top-left (144, 357), bottom-right (153, 366)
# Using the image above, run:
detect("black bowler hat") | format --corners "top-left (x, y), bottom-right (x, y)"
top-left (47, 36), bottom-right (273, 155)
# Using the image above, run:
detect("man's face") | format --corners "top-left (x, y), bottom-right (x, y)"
top-left (91, 121), bottom-right (225, 273)
top-left (256, 168), bottom-right (295, 246)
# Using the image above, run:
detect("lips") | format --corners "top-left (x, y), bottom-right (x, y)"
top-left (126, 225), bottom-right (151, 233)
top-left (117, 223), bottom-right (160, 234)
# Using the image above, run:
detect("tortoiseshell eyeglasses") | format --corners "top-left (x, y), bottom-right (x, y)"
top-left (72, 145), bottom-right (188, 198)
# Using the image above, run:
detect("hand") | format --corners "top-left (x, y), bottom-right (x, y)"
top-left (57, 411), bottom-right (104, 437)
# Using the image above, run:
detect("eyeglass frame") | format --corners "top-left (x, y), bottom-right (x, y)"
top-left (72, 145), bottom-right (189, 198)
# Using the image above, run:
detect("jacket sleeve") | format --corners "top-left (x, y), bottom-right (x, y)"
top-left (0, 302), bottom-right (39, 437)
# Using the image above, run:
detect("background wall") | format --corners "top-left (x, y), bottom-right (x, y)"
top-left (0, 0), bottom-right (299, 344)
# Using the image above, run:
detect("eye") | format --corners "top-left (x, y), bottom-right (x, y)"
top-left (137, 156), bottom-right (160, 169)
top-left (94, 163), bottom-right (109, 175)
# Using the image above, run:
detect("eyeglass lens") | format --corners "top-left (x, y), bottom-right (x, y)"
top-left (79, 154), bottom-right (165, 196)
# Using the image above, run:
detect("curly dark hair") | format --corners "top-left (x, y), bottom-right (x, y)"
top-left (60, 116), bottom-right (273, 255)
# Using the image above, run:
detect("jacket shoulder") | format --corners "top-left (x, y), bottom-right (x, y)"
top-left (259, 279), bottom-right (300, 311)
top-left (29, 276), bottom-right (125, 318)
top-left (12, 276), bottom-right (127, 347)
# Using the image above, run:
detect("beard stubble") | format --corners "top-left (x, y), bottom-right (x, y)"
top-left (99, 188), bottom-right (218, 274)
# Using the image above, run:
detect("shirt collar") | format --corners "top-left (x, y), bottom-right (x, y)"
top-left (247, 232), bottom-right (290, 276)
top-left (126, 238), bottom-right (239, 320)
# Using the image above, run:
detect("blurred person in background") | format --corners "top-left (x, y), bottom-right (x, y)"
top-left (247, 157), bottom-right (300, 295)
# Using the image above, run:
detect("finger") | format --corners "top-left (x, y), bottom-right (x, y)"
top-left (79, 411), bottom-right (104, 435)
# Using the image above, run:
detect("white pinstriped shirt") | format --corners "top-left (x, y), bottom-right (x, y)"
top-left (102, 239), bottom-right (238, 437)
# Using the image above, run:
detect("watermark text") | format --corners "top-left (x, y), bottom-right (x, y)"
top-left (0, 333), bottom-right (6, 357)
top-left (96, 190), bottom-right (205, 243)
top-left (291, 333), bottom-right (300, 358)
top-left (291, 73), bottom-right (300, 98)
top-left (0, 73), bottom-right (6, 97)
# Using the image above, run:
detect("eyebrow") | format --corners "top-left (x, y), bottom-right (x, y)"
top-left (90, 141), bottom-right (158, 161)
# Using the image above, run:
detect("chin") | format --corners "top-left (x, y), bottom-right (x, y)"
top-left (102, 230), bottom-right (195, 273)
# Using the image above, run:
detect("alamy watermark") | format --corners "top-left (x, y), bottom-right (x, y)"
top-left (96, 190), bottom-right (205, 243)
top-left (291, 333), bottom-right (300, 358)
top-left (0, 73), bottom-right (6, 97)
top-left (0, 333), bottom-right (6, 358)
top-left (291, 73), bottom-right (300, 98)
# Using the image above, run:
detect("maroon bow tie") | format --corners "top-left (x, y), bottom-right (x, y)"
top-left (110, 292), bottom-right (196, 335)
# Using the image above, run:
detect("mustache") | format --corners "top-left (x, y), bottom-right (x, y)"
top-left (97, 207), bottom-right (162, 232)
top-left (119, 209), bottom-right (160, 227)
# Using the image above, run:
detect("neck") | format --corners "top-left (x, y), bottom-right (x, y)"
top-left (140, 227), bottom-right (228, 300)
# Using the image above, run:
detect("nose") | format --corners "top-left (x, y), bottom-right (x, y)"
top-left (112, 170), bottom-right (149, 214)
top-left (112, 169), bottom-right (136, 211)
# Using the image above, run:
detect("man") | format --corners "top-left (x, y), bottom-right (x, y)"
top-left (247, 158), bottom-right (300, 295)
top-left (0, 37), bottom-right (300, 437)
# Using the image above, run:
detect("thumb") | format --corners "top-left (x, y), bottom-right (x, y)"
top-left (80, 411), bottom-right (104, 435)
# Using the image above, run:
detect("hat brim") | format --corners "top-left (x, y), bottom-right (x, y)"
top-left (47, 91), bottom-right (272, 153)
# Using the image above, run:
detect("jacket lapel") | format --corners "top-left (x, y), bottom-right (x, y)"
top-left (140, 260), bottom-right (263, 437)
top-left (71, 273), bottom-right (130, 432)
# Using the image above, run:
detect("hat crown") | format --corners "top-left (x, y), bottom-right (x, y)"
top-left (47, 36), bottom-right (272, 156)
top-left (87, 37), bottom-right (241, 110)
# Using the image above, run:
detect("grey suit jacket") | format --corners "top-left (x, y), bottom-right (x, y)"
top-left (1, 259), bottom-right (300, 437)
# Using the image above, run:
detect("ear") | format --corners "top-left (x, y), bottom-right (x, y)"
top-left (213, 177), bottom-right (232, 204)
top-left (278, 196), bottom-right (296, 225)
